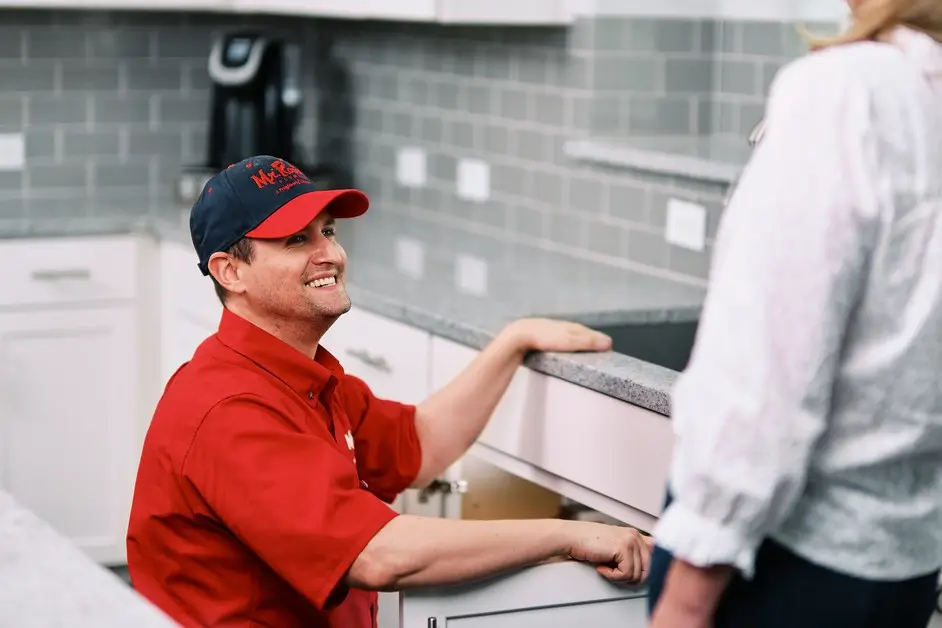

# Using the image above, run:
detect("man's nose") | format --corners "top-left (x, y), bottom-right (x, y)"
top-left (310, 237), bottom-right (343, 265)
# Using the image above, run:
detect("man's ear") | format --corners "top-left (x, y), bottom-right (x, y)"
top-left (207, 252), bottom-right (247, 296)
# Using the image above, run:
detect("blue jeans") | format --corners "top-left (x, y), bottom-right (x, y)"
top-left (646, 488), bottom-right (939, 628)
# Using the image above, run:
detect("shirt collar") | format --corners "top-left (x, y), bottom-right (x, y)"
top-left (216, 308), bottom-right (345, 400)
top-left (890, 25), bottom-right (942, 77)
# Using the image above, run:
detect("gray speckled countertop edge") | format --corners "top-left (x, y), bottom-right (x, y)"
top-left (565, 138), bottom-right (741, 184)
top-left (344, 282), bottom-right (685, 417)
top-left (0, 491), bottom-right (178, 627)
top-left (4, 216), bottom-right (684, 417)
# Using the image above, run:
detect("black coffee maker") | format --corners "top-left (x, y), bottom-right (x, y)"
top-left (206, 32), bottom-right (302, 169)
top-left (175, 31), bottom-right (354, 208)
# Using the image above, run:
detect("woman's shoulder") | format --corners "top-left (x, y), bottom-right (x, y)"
top-left (765, 38), bottom-right (920, 124)
top-left (781, 41), bottom-right (903, 87)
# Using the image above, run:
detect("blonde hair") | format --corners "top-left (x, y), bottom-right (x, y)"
top-left (801, 0), bottom-right (942, 51)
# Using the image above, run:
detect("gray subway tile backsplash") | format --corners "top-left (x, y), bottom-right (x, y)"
top-left (0, 8), bottom-right (829, 284)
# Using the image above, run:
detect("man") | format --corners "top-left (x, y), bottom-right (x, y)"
top-left (127, 155), bottom-right (653, 628)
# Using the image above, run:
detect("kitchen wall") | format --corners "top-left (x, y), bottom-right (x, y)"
top-left (0, 8), bottom-right (834, 284)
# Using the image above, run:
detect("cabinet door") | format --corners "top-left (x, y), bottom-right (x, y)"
top-left (437, 0), bottom-right (571, 24)
top-left (233, 0), bottom-right (436, 20)
top-left (158, 242), bottom-right (221, 387)
top-left (0, 0), bottom-right (230, 7)
top-left (354, 0), bottom-right (436, 20)
top-left (401, 560), bottom-right (648, 627)
top-left (0, 307), bottom-right (140, 566)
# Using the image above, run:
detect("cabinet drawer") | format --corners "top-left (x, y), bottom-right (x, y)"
top-left (0, 236), bottom-right (140, 308)
top-left (432, 336), bottom-right (674, 521)
top-left (320, 306), bottom-right (431, 404)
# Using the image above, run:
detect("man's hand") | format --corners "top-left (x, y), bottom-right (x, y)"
top-left (504, 318), bottom-right (613, 354)
top-left (564, 522), bottom-right (653, 583)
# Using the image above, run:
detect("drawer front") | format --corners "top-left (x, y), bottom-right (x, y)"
top-left (432, 336), bottom-right (674, 520)
top-left (320, 306), bottom-right (431, 404)
top-left (0, 236), bottom-right (140, 308)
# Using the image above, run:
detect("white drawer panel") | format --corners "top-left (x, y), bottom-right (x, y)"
top-left (0, 236), bottom-right (140, 308)
top-left (320, 306), bottom-right (431, 404)
top-left (431, 336), bottom-right (675, 520)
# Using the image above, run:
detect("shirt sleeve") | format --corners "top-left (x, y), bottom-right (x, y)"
top-left (337, 373), bottom-right (423, 503)
top-left (653, 54), bottom-right (879, 579)
top-left (181, 394), bottom-right (399, 611)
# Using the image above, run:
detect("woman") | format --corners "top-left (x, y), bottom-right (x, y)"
top-left (647, 1), bottom-right (942, 627)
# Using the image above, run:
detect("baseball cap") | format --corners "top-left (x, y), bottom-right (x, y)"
top-left (189, 155), bottom-right (369, 276)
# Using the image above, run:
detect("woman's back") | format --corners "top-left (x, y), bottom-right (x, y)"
top-left (664, 25), bottom-right (942, 583)
top-left (770, 26), bottom-right (942, 579)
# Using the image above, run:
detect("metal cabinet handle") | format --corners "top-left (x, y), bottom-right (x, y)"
top-left (30, 268), bottom-right (92, 281)
top-left (345, 348), bottom-right (392, 373)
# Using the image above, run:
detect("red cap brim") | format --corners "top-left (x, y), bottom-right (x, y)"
top-left (245, 189), bottom-right (369, 239)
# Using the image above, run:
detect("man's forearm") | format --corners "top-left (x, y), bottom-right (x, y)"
top-left (410, 325), bottom-right (527, 487)
top-left (347, 514), bottom-right (570, 590)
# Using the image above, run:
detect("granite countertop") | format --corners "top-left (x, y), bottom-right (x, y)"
top-left (0, 490), bottom-right (177, 627)
top-left (0, 208), bottom-right (706, 416)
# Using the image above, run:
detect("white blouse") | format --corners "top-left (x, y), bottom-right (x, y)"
top-left (654, 26), bottom-right (942, 581)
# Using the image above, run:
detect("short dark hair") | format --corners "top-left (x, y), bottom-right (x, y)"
top-left (210, 238), bottom-right (255, 305)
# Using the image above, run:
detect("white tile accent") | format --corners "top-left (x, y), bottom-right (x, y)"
top-left (0, 133), bottom-right (25, 171)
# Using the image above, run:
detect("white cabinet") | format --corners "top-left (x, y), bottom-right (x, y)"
top-left (437, 0), bottom-right (571, 24)
top-left (0, 0), bottom-right (569, 21)
top-left (233, 0), bottom-right (436, 20)
top-left (232, 0), bottom-right (571, 24)
top-left (321, 306), bottom-right (432, 406)
top-left (157, 241), bottom-right (221, 387)
top-left (431, 336), bottom-right (674, 533)
top-left (0, 308), bottom-right (139, 566)
top-left (401, 559), bottom-right (648, 627)
top-left (0, 0), bottom-right (232, 8)
top-left (0, 235), bottom-right (152, 566)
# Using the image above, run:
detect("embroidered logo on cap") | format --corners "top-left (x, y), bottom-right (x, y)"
top-left (249, 160), bottom-right (310, 194)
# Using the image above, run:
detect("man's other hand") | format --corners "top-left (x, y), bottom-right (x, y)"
top-left (565, 521), bottom-right (653, 584)
top-left (504, 318), bottom-right (613, 354)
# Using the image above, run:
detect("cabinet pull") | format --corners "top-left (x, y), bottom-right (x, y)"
top-left (345, 348), bottom-right (392, 373)
top-left (30, 268), bottom-right (92, 282)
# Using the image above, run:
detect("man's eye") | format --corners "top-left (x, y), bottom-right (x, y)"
top-left (287, 234), bottom-right (307, 245)
top-left (322, 227), bottom-right (336, 237)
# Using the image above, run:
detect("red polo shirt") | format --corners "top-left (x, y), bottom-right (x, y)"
top-left (127, 308), bottom-right (423, 627)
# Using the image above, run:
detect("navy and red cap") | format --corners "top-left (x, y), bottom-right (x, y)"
top-left (189, 155), bottom-right (369, 275)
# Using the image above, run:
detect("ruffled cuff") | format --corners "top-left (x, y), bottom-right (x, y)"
top-left (653, 500), bottom-right (764, 580)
